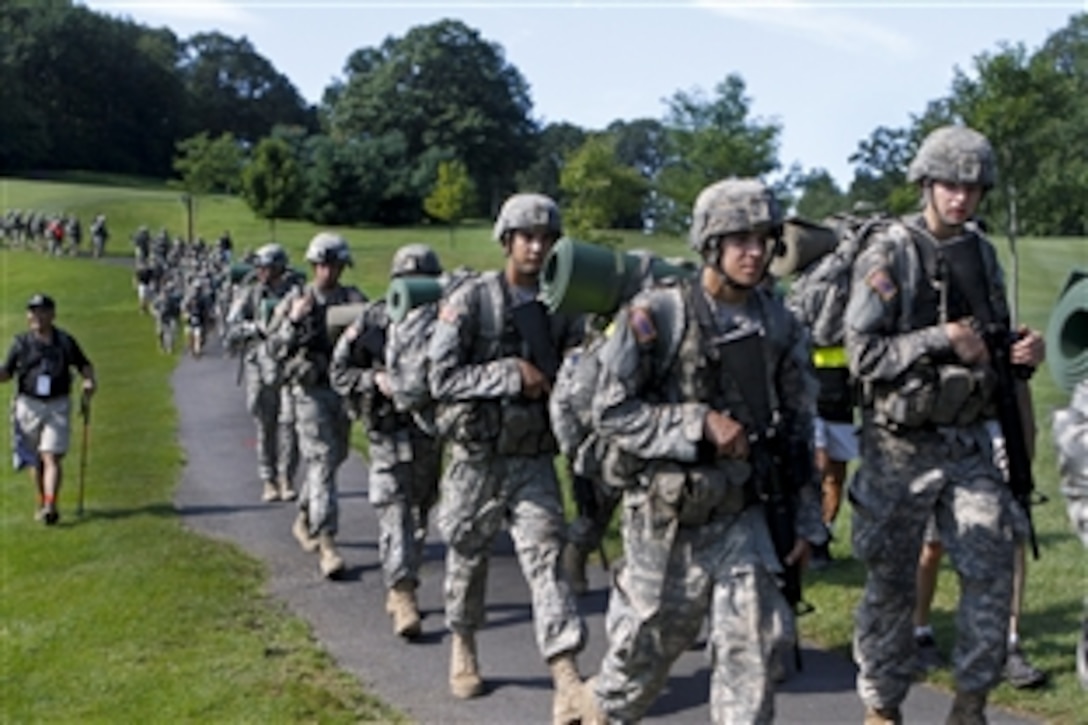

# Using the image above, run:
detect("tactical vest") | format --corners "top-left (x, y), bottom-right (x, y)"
top-left (437, 271), bottom-right (561, 455)
top-left (865, 219), bottom-right (1000, 429)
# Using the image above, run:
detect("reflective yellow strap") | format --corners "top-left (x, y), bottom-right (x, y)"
top-left (812, 346), bottom-right (848, 368)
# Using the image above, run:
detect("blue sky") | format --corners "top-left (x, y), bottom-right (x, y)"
top-left (82, 1), bottom-right (1082, 188)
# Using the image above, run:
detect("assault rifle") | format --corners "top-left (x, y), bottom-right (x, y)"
top-left (509, 299), bottom-right (561, 382)
top-left (941, 235), bottom-right (1040, 558)
top-left (713, 326), bottom-right (813, 669)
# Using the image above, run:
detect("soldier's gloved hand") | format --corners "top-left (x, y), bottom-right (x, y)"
top-left (703, 410), bottom-right (749, 460)
top-left (517, 359), bottom-right (551, 399)
top-left (375, 370), bottom-right (393, 398)
top-left (945, 320), bottom-right (989, 365)
top-left (785, 538), bottom-right (811, 571)
top-left (1011, 325), bottom-right (1044, 368)
top-left (288, 292), bottom-right (314, 323)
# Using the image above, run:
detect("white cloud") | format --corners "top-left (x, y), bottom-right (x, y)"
top-left (92, 0), bottom-right (257, 27)
top-left (694, 0), bottom-right (918, 60)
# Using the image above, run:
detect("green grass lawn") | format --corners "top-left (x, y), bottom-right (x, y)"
top-left (2, 177), bottom-right (1086, 723)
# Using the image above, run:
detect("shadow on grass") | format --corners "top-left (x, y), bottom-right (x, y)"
top-left (75, 502), bottom-right (177, 521)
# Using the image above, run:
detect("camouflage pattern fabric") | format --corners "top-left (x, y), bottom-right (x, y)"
top-left (330, 300), bottom-right (440, 589)
top-left (1054, 380), bottom-right (1088, 548)
top-left (844, 217), bottom-right (1017, 709)
top-left (426, 271), bottom-right (586, 660)
top-left (587, 279), bottom-right (821, 722)
top-left (225, 271), bottom-right (303, 485)
top-left (269, 283), bottom-right (366, 536)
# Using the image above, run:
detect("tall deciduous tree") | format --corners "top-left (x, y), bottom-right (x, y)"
top-left (180, 32), bottom-right (313, 144)
top-left (515, 122), bottom-right (588, 202)
top-left (242, 137), bottom-right (303, 240)
top-left (559, 135), bottom-right (648, 240)
top-left (325, 19), bottom-right (537, 218)
top-left (793, 169), bottom-right (848, 221)
top-left (656, 74), bottom-right (781, 231)
top-left (424, 160), bottom-right (477, 245)
top-left (173, 132), bottom-right (244, 194)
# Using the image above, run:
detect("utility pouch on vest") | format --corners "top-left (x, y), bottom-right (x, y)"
top-left (436, 401), bottom-right (502, 444)
top-left (872, 368), bottom-right (936, 429)
top-left (496, 399), bottom-right (558, 456)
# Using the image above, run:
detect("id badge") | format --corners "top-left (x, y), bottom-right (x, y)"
top-left (35, 374), bottom-right (51, 397)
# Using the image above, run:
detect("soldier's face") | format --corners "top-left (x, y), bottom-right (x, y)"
top-left (26, 307), bottom-right (54, 332)
top-left (718, 231), bottom-right (768, 288)
top-left (928, 180), bottom-right (982, 229)
top-left (506, 227), bottom-right (557, 276)
top-left (313, 261), bottom-right (344, 289)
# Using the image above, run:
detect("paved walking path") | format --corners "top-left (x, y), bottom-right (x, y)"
top-left (172, 345), bottom-right (1036, 724)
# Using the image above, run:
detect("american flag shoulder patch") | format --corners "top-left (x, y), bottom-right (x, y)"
top-left (628, 307), bottom-right (657, 344)
top-left (865, 268), bottom-right (898, 302)
top-left (438, 304), bottom-right (461, 324)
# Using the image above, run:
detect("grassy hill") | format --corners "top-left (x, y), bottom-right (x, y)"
top-left (2, 177), bottom-right (1086, 723)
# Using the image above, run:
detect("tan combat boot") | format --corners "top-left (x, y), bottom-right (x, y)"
top-left (864, 705), bottom-right (903, 725)
top-left (560, 541), bottom-right (589, 596)
top-left (580, 676), bottom-right (608, 725)
top-left (292, 512), bottom-right (319, 553)
top-left (318, 533), bottom-right (345, 579)
top-left (277, 477), bottom-right (297, 502)
top-left (548, 652), bottom-right (587, 725)
top-left (261, 480), bottom-right (280, 502)
top-left (449, 631), bottom-right (484, 699)
top-left (946, 690), bottom-right (988, 725)
top-left (386, 580), bottom-right (422, 639)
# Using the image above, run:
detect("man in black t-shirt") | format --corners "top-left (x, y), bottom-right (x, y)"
top-left (0, 294), bottom-right (96, 524)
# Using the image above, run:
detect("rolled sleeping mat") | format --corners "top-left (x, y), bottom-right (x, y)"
top-left (540, 238), bottom-right (695, 316)
top-left (769, 216), bottom-right (840, 278)
top-left (230, 262), bottom-right (254, 284)
top-left (386, 276), bottom-right (444, 323)
top-left (1046, 268), bottom-right (1088, 393)
top-left (326, 302), bottom-right (367, 342)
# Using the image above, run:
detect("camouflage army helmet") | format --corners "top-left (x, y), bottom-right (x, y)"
top-left (689, 177), bottom-right (782, 254)
top-left (390, 243), bottom-right (442, 278)
top-left (907, 125), bottom-right (996, 189)
top-left (253, 243), bottom-right (288, 269)
top-left (305, 231), bottom-right (353, 266)
top-left (492, 193), bottom-right (562, 242)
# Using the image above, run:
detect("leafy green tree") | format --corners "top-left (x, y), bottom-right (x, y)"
top-left (424, 160), bottom-right (477, 245)
top-left (605, 118), bottom-right (668, 228)
top-left (846, 125), bottom-right (916, 214)
top-left (656, 74), bottom-right (781, 231)
top-left (180, 32), bottom-right (313, 143)
top-left (793, 168), bottom-right (848, 221)
top-left (325, 19), bottom-right (537, 218)
top-left (173, 132), bottom-right (244, 194)
top-left (241, 137), bottom-right (303, 240)
top-left (559, 135), bottom-right (648, 240)
top-left (515, 122), bottom-right (587, 202)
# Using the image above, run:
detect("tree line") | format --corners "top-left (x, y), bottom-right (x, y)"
top-left (2, 2), bottom-right (1085, 236)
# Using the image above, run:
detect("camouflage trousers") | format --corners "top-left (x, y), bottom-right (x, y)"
top-left (292, 385), bottom-right (350, 536)
top-left (851, 421), bottom-right (1016, 709)
top-left (368, 428), bottom-right (441, 589)
top-left (593, 501), bottom-right (790, 724)
top-left (245, 375), bottom-right (298, 485)
top-left (437, 445), bottom-right (586, 661)
top-left (1054, 381), bottom-right (1088, 549)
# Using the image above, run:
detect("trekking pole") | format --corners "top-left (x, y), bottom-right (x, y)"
top-left (77, 390), bottom-right (91, 516)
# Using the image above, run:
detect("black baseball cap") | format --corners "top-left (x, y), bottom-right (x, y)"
top-left (26, 293), bottom-right (56, 310)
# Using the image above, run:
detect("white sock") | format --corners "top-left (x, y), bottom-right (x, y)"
top-left (914, 625), bottom-right (933, 639)
top-left (1009, 632), bottom-right (1020, 649)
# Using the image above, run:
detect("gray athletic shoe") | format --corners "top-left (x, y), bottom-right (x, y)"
top-left (1004, 645), bottom-right (1047, 689)
top-left (915, 633), bottom-right (945, 675)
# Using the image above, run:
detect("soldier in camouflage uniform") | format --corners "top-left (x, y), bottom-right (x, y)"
top-left (330, 244), bottom-right (443, 640)
top-left (268, 232), bottom-right (367, 579)
top-left (581, 178), bottom-right (823, 723)
top-left (427, 193), bottom-right (588, 723)
top-left (844, 125), bottom-right (1046, 724)
top-left (224, 244), bottom-right (304, 504)
top-left (1053, 379), bottom-right (1088, 688)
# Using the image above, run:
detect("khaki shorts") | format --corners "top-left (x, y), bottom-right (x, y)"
top-left (14, 395), bottom-right (71, 455)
